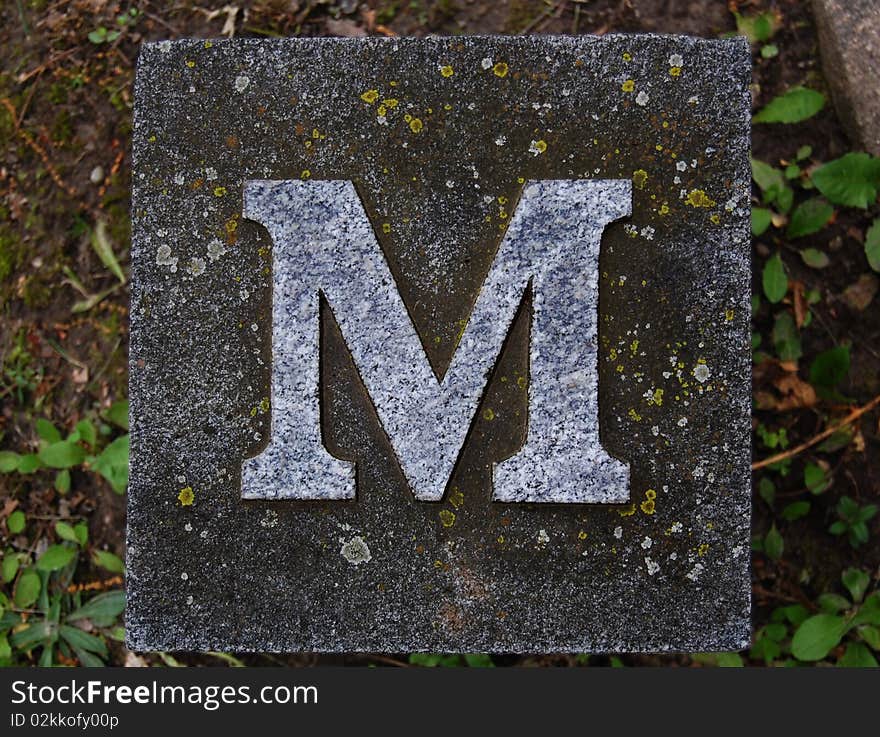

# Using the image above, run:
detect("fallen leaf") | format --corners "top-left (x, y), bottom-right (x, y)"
top-left (840, 273), bottom-right (878, 311)
top-left (326, 19), bottom-right (367, 37)
top-left (792, 280), bottom-right (807, 327)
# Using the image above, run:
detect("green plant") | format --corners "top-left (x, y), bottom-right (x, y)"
top-left (408, 653), bottom-right (494, 667)
top-left (88, 7), bottom-right (140, 45)
top-left (790, 569), bottom-right (880, 665)
top-left (1, 520), bottom-right (125, 666)
top-left (0, 401), bottom-right (129, 494)
top-left (829, 496), bottom-right (877, 548)
top-left (1, 329), bottom-right (43, 407)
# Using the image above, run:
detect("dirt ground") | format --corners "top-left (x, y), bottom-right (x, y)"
top-left (1, 0), bottom-right (878, 667)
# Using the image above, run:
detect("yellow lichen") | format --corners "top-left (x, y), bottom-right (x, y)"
top-left (383, 98), bottom-right (398, 108)
top-left (449, 489), bottom-right (465, 509)
top-left (532, 139), bottom-right (547, 154)
top-left (578, 530), bottom-right (588, 540)
top-left (619, 503), bottom-right (636, 517)
top-left (178, 486), bottom-right (194, 506)
top-left (213, 186), bottom-right (227, 197)
top-left (640, 488), bottom-right (657, 515)
top-left (622, 52), bottom-right (632, 61)
top-left (632, 169), bottom-right (648, 189)
top-left (698, 543), bottom-right (709, 556)
top-left (482, 407), bottom-right (495, 421)
top-left (685, 189), bottom-right (716, 208)
top-left (382, 222), bottom-right (391, 234)
top-left (621, 79), bottom-right (635, 93)
top-left (301, 169), bottom-right (311, 179)
top-left (669, 66), bottom-right (682, 77)
top-left (439, 509), bottom-right (456, 528)
top-left (360, 89), bottom-right (379, 104)
top-left (409, 118), bottom-right (423, 133)
top-left (440, 65), bottom-right (454, 78)
top-left (493, 61), bottom-right (509, 78)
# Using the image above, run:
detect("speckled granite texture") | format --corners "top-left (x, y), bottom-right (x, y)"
top-left (129, 36), bottom-right (752, 652)
top-left (243, 178), bottom-right (631, 503)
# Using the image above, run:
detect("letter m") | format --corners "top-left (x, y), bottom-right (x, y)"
top-left (242, 179), bottom-right (630, 504)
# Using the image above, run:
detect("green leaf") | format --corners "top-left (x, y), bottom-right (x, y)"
top-left (735, 11), bottom-right (777, 43)
top-left (7, 510), bottom-right (25, 535)
top-left (38, 441), bottom-right (86, 469)
top-left (55, 469), bottom-right (71, 494)
top-left (804, 462), bottom-right (830, 494)
top-left (10, 621), bottom-right (53, 650)
top-left (90, 220), bottom-right (126, 284)
top-left (59, 625), bottom-right (108, 657)
top-left (762, 252), bottom-right (788, 303)
top-left (818, 593), bottom-right (851, 614)
top-left (91, 435), bottom-right (129, 494)
top-left (787, 198), bottom-right (834, 238)
top-left (35, 544), bottom-right (77, 572)
top-left (74, 420), bottom-right (97, 448)
top-left (811, 153), bottom-right (880, 209)
top-left (809, 345), bottom-right (850, 388)
top-left (781, 501), bottom-right (810, 521)
top-left (16, 454), bottom-right (42, 474)
top-left (67, 590), bottom-right (125, 624)
top-left (858, 625), bottom-right (880, 651)
top-left (2, 553), bottom-right (20, 584)
top-left (764, 524), bottom-right (784, 561)
top-left (854, 594), bottom-right (880, 626)
top-left (55, 522), bottom-right (81, 546)
top-left (14, 569), bottom-right (41, 608)
top-left (92, 550), bottom-right (124, 574)
top-left (797, 145), bottom-right (813, 161)
top-left (792, 614), bottom-right (847, 661)
top-left (838, 642), bottom-right (878, 667)
top-left (462, 653), bottom-right (495, 667)
top-left (105, 400), bottom-right (129, 430)
top-left (0, 451), bottom-right (20, 472)
top-left (758, 476), bottom-right (775, 505)
top-left (35, 418), bottom-right (62, 444)
top-left (866, 218), bottom-right (880, 272)
top-left (751, 158), bottom-right (793, 211)
top-left (754, 87), bottom-right (825, 124)
top-left (842, 568), bottom-right (870, 603)
top-left (772, 312), bottom-right (802, 362)
top-left (760, 44), bottom-right (778, 59)
top-left (800, 248), bottom-right (830, 269)
top-left (751, 207), bottom-right (772, 236)
top-left (74, 522), bottom-right (88, 547)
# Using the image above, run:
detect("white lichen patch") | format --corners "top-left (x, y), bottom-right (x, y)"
top-left (340, 535), bottom-right (371, 566)
top-left (234, 75), bottom-right (250, 93)
top-left (537, 528), bottom-right (550, 546)
top-left (641, 536), bottom-right (653, 549)
top-left (481, 57), bottom-right (493, 70)
top-left (188, 257), bottom-right (207, 276)
top-left (635, 90), bottom-right (649, 107)
top-left (686, 563), bottom-right (705, 581)
top-left (693, 363), bottom-right (710, 383)
top-left (207, 238), bottom-right (227, 261)
top-left (645, 557), bottom-right (660, 576)
top-left (676, 160), bottom-right (688, 172)
top-left (613, 526), bottom-right (623, 539)
top-left (205, 167), bottom-right (218, 181)
top-left (155, 244), bottom-right (178, 272)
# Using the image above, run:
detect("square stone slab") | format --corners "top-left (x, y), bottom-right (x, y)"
top-left (128, 35), bottom-right (752, 652)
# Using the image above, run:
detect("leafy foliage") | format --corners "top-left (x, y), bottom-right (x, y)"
top-left (754, 87), bottom-right (825, 124)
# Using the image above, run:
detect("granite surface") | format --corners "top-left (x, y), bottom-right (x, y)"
top-left (812, 0), bottom-right (880, 156)
top-left (243, 178), bottom-right (631, 503)
top-left (129, 35), bottom-right (752, 652)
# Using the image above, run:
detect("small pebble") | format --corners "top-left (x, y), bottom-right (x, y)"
top-left (90, 166), bottom-right (104, 184)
